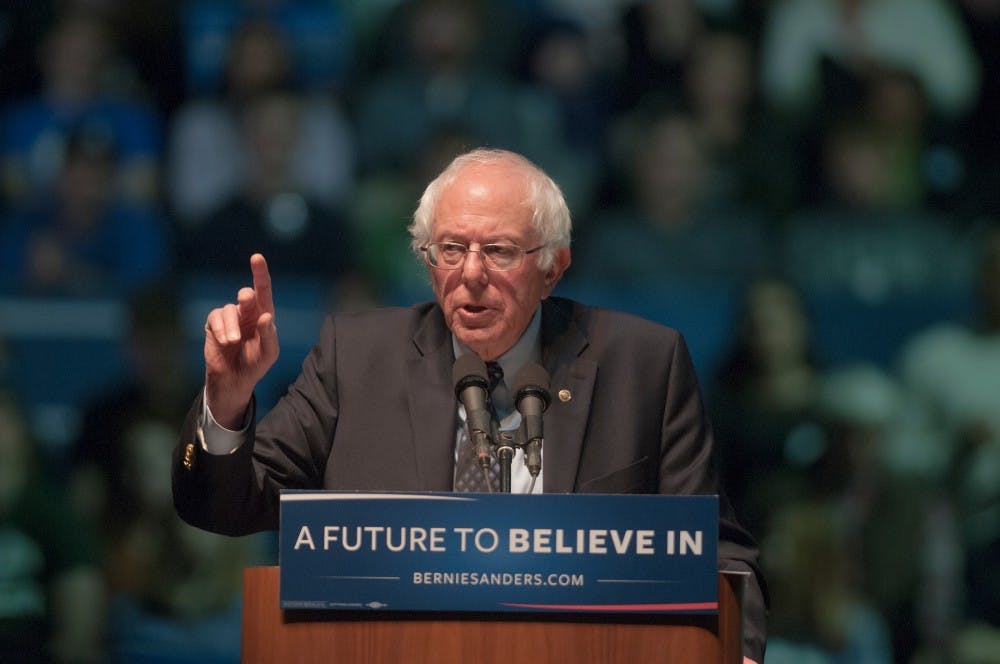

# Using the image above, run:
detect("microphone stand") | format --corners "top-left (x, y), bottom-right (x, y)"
top-left (495, 430), bottom-right (516, 493)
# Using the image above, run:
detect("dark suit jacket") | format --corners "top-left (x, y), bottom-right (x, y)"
top-left (173, 296), bottom-right (767, 659)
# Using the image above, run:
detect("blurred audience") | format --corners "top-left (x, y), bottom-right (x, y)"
top-left (614, 0), bottom-right (707, 113)
top-left (817, 365), bottom-right (958, 662)
top-left (103, 418), bottom-right (251, 663)
top-left (682, 27), bottom-right (799, 218)
top-left (955, 0), bottom-right (1000, 220)
top-left (759, 0), bottom-right (980, 124)
top-left (68, 284), bottom-right (196, 528)
top-left (167, 19), bottom-right (355, 223)
top-left (762, 500), bottom-right (894, 664)
top-left (0, 392), bottom-right (105, 663)
top-left (354, 0), bottom-right (569, 180)
top-left (180, 0), bottom-right (353, 96)
top-left (781, 112), bottom-right (975, 304)
top-left (0, 128), bottom-right (170, 295)
top-left (0, 10), bottom-right (161, 207)
top-left (516, 16), bottom-right (612, 217)
top-left (893, 229), bottom-right (1000, 647)
top-left (176, 87), bottom-right (356, 282)
top-left (710, 278), bottom-right (824, 537)
top-left (572, 105), bottom-right (773, 286)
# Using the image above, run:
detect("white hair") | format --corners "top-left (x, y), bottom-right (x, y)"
top-left (408, 148), bottom-right (572, 270)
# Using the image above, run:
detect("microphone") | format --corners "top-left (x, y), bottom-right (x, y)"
top-left (513, 363), bottom-right (551, 479)
top-left (453, 354), bottom-right (495, 470)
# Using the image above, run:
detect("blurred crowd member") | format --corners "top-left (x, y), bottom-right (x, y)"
top-left (615, 0), bottom-right (707, 113)
top-left (167, 19), bottom-right (355, 223)
top-left (781, 113), bottom-right (975, 304)
top-left (104, 419), bottom-right (251, 663)
top-left (0, 128), bottom-right (170, 295)
top-left (0, 3), bottom-right (55, 106)
top-left (181, 0), bottom-right (353, 95)
top-left (572, 106), bottom-right (773, 286)
top-left (69, 284), bottom-right (196, 528)
top-left (355, 0), bottom-right (570, 180)
top-left (955, 0), bottom-right (1000, 220)
top-left (177, 87), bottom-right (355, 282)
top-left (759, 0), bottom-right (981, 125)
top-left (818, 365), bottom-right (958, 661)
top-left (348, 126), bottom-right (475, 301)
top-left (0, 11), bottom-right (161, 206)
top-left (682, 27), bottom-right (799, 218)
top-left (710, 278), bottom-right (824, 536)
top-left (517, 16), bottom-right (613, 217)
top-left (859, 65), bottom-right (965, 210)
top-left (0, 392), bottom-right (105, 663)
top-left (893, 228), bottom-right (1000, 627)
top-left (761, 501), bottom-right (894, 664)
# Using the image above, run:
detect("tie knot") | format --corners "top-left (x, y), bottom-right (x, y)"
top-left (486, 362), bottom-right (504, 393)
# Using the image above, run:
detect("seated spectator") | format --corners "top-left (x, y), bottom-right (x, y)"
top-left (572, 105), bottom-right (774, 287)
top-left (104, 418), bottom-right (253, 663)
top-left (710, 278), bottom-right (825, 536)
top-left (759, 0), bottom-right (980, 124)
top-left (0, 391), bottom-right (105, 663)
top-left (0, 128), bottom-right (170, 295)
top-left (613, 0), bottom-right (707, 114)
top-left (516, 16), bottom-right (615, 217)
top-left (762, 501), bottom-right (894, 664)
top-left (818, 365), bottom-right (956, 661)
top-left (0, 11), bottom-right (161, 206)
top-left (781, 113), bottom-right (975, 304)
top-left (69, 283), bottom-right (197, 527)
top-left (355, 0), bottom-right (571, 181)
top-left (181, 0), bottom-right (352, 96)
top-left (893, 227), bottom-right (1000, 632)
top-left (177, 88), bottom-right (355, 283)
top-left (167, 19), bottom-right (355, 223)
top-left (683, 28), bottom-right (800, 219)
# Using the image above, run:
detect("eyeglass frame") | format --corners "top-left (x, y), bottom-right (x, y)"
top-left (420, 241), bottom-right (548, 272)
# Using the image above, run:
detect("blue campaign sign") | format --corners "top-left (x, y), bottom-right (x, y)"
top-left (279, 492), bottom-right (718, 614)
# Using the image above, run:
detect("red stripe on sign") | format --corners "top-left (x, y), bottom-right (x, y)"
top-left (499, 602), bottom-right (718, 611)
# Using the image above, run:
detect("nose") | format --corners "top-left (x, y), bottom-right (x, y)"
top-left (460, 245), bottom-right (489, 285)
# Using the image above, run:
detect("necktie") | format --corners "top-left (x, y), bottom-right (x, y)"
top-left (454, 362), bottom-right (503, 492)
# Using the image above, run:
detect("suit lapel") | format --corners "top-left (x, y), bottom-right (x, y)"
top-left (407, 306), bottom-right (458, 490)
top-left (539, 299), bottom-right (595, 493)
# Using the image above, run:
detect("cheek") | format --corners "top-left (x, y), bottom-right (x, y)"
top-left (430, 272), bottom-right (453, 305)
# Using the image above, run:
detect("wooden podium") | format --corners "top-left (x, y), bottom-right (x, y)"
top-left (242, 566), bottom-right (743, 663)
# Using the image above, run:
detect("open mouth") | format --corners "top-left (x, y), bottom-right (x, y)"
top-left (462, 304), bottom-right (489, 313)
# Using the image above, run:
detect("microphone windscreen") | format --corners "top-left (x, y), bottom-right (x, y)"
top-left (513, 363), bottom-right (551, 408)
top-left (453, 353), bottom-right (489, 395)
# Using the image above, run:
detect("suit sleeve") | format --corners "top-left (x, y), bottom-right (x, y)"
top-left (172, 316), bottom-right (341, 536)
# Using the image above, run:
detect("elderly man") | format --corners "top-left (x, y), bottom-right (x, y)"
top-left (173, 148), bottom-right (766, 662)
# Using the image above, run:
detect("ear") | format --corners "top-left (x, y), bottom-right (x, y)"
top-left (541, 247), bottom-right (571, 297)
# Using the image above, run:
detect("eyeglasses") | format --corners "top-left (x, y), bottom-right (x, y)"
top-left (421, 241), bottom-right (546, 272)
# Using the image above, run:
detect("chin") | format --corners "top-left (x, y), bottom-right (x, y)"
top-left (456, 330), bottom-right (503, 358)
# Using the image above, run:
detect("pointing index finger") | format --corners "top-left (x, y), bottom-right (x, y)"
top-left (250, 253), bottom-right (275, 316)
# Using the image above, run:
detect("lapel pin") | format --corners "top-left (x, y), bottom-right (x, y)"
top-left (558, 389), bottom-right (572, 402)
top-left (183, 442), bottom-right (196, 470)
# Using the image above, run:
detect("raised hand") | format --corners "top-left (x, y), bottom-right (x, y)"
top-left (203, 253), bottom-right (280, 428)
